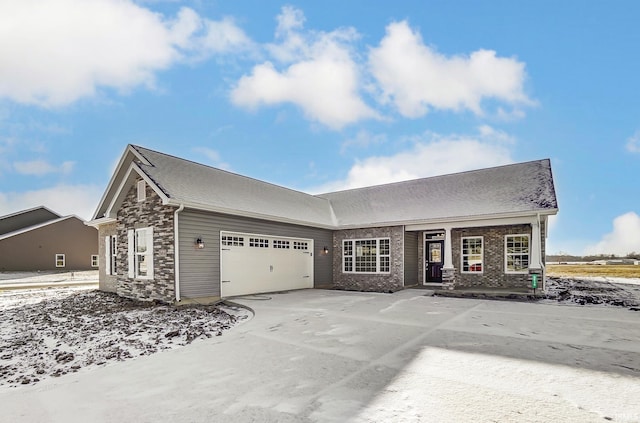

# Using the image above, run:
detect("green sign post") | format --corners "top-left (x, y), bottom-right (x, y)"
top-left (531, 274), bottom-right (538, 294)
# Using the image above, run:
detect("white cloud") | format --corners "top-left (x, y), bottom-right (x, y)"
top-left (584, 212), bottom-right (640, 256)
top-left (368, 21), bottom-right (532, 118)
top-left (200, 17), bottom-right (255, 55)
top-left (310, 126), bottom-right (514, 193)
top-left (192, 147), bottom-right (230, 170)
top-left (0, 0), bottom-right (252, 106)
top-left (230, 6), bottom-right (378, 130)
top-left (0, 184), bottom-right (102, 220)
top-left (626, 131), bottom-right (640, 153)
top-left (340, 130), bottom-right (387, 153)
top-left (13, 160), bottom-right (75, 176)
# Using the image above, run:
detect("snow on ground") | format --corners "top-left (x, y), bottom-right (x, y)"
top-left (0, 287), bottom-right (248, 387)
top-left (545, 277), bottom-right (640, 308)
top-left (1, 275), bottom-right (639, 422)
top-left (0, 270), bottom-right (98, 285)
top-left (1, 287), bottom-right (638, 423)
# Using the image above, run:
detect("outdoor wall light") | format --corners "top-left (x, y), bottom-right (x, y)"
top-left (323, 246), bottom-right (329, 255)
top-left (196, 237), bottom-right (205, 249)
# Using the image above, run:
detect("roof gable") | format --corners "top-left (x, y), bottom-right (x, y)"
top-left (0, 206), bottom-right (61, 236)
top-left (0, 215), bottom-right (89, 241)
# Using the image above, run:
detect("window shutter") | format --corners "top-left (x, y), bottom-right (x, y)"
top-left (127, 230), bottom-right (134, 278)
top-left (105, 236), bottom-right (111, 275)
top-left (146, 227), bottom-right (154, 279)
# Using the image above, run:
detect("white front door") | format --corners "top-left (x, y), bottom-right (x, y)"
top-left (220, 232), bottom-right (314, 297)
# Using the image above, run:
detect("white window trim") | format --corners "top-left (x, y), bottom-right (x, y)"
top-left (461, 236), bottom-right (484, 274)
top-left (505, 234), bottom-right (530, 274)
top-left (127, 227), bottom-right (154, 280)
top-left (105, 235), bottom-right (118, 275)
top-left (137, 180), bottom-right (146, 202)
top-left (55, 254), bottom-right (65, 268)
top-left (342, 237), bottom-right (391, 274)
top-left (91, 255), bottom-right (99, 268)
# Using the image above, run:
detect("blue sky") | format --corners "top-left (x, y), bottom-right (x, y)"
top-left (1, 0), bottom-right (639, 256)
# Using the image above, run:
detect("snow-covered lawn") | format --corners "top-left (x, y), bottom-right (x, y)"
top-left (0, 270), bottom-right (98, 285)
top-left (1, 277), bottom-right (639, 422)
top-left (0, 287), bottom-right (248, 387)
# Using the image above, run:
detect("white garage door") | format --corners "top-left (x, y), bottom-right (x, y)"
top-left (220, 231), bottom-right (314, 297)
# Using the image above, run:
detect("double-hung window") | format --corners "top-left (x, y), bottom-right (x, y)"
top-left (461, 236), bottom-right (483, 273)
top-left (127, 227), bottom-right (153, 279)
top-left (505, 235), bottom-right (530, 273)
top-left (105, 235), bottom-right (117, 275)
top-left (343, 238), bottom-right (390, 273)
top-left (55, 254), bottom-right (65, 268)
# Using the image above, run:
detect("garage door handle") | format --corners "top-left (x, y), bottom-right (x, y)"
top-left (222, 248), bottom-right (231, 251)
top-left (222, 280), bottom-right (231, 283)
top-left (303, 275), bottom-right (310, 278)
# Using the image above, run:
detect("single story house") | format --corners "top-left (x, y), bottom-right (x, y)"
top-left (88, 145), bottom-right (558, 303)
top-left (0, 206), bottom-right (99, 271)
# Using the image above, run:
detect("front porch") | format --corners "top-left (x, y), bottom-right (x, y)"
top-left (407, 216), bottom-right (547, 291)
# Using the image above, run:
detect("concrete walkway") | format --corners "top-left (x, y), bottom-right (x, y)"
top-left (1, 289), bottom-right (639, 422)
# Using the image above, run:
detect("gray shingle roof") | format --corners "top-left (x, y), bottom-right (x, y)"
top-left (131, 145), bottom-right (557, 229)
top-left (318, 159), bottom-right (558, 227)
top-left (133, 146), bottom-right (337, 227)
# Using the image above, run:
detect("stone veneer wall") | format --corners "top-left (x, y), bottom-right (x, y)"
top-left (97, 222), bottom-right (118, 293)
top-left (115, 180), bottom-right (176, 302)
top-left (451, 224), bottom-right (535, 289)
top-left (332, 226), bottom-right (404, 292)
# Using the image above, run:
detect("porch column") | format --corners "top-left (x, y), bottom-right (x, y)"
top-left (529, 215), bottom-right (544, 290)
top-left (442, 226), bottom-right (455, 289)
top-left (530, 217), bottom-right (543, 270)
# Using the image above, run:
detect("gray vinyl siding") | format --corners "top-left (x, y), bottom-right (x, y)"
top-left (404, 231), bottom-right (419, 286)
top-left (178, 209), bottom-right (333, 299)
top-left (0, 217), bottom-right (98, 271)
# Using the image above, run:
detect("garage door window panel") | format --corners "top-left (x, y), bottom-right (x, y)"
top-left (222, 236), bottom-right (244, 247)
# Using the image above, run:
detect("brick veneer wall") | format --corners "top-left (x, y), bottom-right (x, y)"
top-left (115, 180), bottom-right (176, 302)
top-left (97, 222), bottom-right (118, 293)
top-left (452, 224), bottom-right (535, 289)
top-left (332, 226), bottom-right (404, 292)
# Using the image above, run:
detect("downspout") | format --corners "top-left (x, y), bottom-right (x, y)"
top-left (174, 204), bottom-right (185, 302)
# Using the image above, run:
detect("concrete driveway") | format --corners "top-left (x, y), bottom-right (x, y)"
top-left (1, 289), bottom-right (639, 422)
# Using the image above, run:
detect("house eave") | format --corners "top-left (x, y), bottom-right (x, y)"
top-left (345, 209), bottom-right (559, 231)
top-left (85, 217), bottom-right (117, 228)
top-left (165, 199), bottom-right (336, 230)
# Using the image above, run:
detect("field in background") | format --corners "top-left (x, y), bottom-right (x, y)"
top-left (547, 264), bottom-right (640, 278)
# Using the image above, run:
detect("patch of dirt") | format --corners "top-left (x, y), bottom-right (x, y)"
top-left (544, 277), bottom-right (640, 309)
top-left (0, 288), bottom-right (248, 388)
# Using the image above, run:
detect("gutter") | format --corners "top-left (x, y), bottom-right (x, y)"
top-left (174, 204), bottom-right (185, 302)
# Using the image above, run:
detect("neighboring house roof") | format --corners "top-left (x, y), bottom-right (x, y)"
top-left (319, 159), bottom-right (558, 227)
top-left (92, 145), bottom-right (558, 229)
top-left (0, 215), bottom-right (85, 241)
top-left (0, 206), bottom-right (61, 236)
